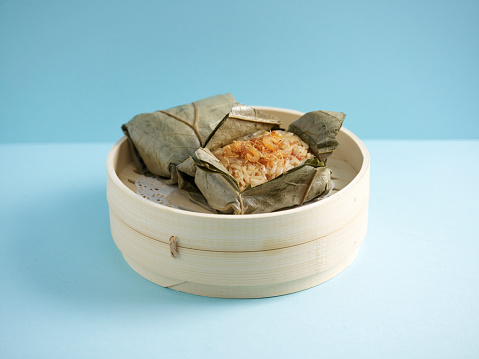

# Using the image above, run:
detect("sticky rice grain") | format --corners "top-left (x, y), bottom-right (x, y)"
top-left (212, 130), bottom-right (313, 191)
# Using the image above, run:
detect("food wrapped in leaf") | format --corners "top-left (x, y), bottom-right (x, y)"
top-left (177, 110), bottom-right (345, 214)
top-left (121, 94), bottom-right (235, 182)
top-left (288, 110), bottom-right (346, 162)
top-left (121, 94), bottom-right (280, 183)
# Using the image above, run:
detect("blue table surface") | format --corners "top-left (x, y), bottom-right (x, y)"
top-left (1, 140), bottom-right (478, 359)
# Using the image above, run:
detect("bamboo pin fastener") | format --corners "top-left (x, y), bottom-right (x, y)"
top-left (107, 107), bottom-right (370, 298)
top-left (169, 236), bottom-right (179, 258)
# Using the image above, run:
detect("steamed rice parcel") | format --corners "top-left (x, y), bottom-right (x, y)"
top-left (212, 130), bottom-right (314, 191)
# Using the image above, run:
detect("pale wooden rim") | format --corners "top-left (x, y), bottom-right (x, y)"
top-left (107, 106), bottom-right (370, 219)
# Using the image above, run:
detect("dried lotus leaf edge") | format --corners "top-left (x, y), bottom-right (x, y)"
top-left (121, 124), bottom-right (147, 174)
top-left (203, 104), bottom-right (282, 149)
top-left (192, 151), bottom-right (326, 194)
top-left (228, 105), bottom-right (283, 124)
top-left (288, 110), bottom-right (345, 163)
top-left (191, 149), bottom-right (241, 192)
top-left (190, 155), bottom-right (329, 214)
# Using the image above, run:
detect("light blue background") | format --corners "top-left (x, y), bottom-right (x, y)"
top-left (1, 0), bottom-right (478, 143)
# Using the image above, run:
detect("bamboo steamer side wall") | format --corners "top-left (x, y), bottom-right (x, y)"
top-left (121, 249), bottom-right (360, 298)
top-left (109, 207), bottom-right (368, 286)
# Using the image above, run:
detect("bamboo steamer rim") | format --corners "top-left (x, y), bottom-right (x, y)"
top-left (107, 106), bottom-right (370, 219)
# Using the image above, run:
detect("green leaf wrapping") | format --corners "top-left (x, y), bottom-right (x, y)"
top-left (288, 110), bottom-right (346, 162)
top-left (121, 93), bottom-right (237, 182)
top-left (205, 104), bottom-right (281, 151)
top-left (178, 148), bottom-right (331, 214)
top-left (177, 110), bottom-right (345, 214)
top-left (121, 95), bottom-right (281, 184)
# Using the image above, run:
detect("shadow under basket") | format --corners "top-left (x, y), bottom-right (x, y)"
top-left (106, 107), bottom-right (370, 298)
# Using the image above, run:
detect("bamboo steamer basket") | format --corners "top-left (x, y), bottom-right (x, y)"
top-left (106, 107), bottom-right (370, 298)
